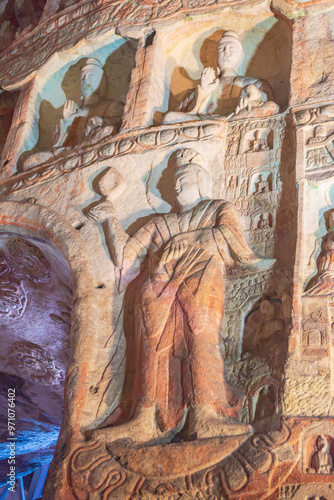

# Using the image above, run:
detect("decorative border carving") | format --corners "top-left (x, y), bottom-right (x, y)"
top-left (0, 0), bottom-right (264, 88)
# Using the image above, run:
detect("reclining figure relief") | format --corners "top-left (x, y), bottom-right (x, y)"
top-left (163, 31), bottom-right (279, 125)
top-left (23, 58), bottom-right (124, 171)
top-left (86, 148), bottom-right (274, 445)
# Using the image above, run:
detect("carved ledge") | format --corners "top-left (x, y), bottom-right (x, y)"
top-left (272, 0), bottom-right (334, 18)
top-left (0, 120), bottom-right (228, 197)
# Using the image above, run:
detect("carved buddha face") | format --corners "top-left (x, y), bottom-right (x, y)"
top-left (80, 59), bottom-right (107, 99)
top-left (259, 299), bottom-right (275, 321)
top-left (218, 32), bottom-right (244, 72)
top-left (174, 166), bottom-right (201, 209)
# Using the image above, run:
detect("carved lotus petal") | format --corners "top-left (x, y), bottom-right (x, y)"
top-left (82, 150), bottom-right (96, 165)
top-left (183, 126), bottom-right (199, 138)
top-left (202, 124), bottom-right (218, 137)
top-left (102, 142), bottom-right (116, 157)
top-left (62, 156), bottom-right (80, 170)
top-left (139, 133), bottom-right (156, 146)
top-left (118, 139), bottom-right (133, 153)
top-left (221, 454), bottom-right (248, 492)
top-left (160, 129), bottom-right (176, 144)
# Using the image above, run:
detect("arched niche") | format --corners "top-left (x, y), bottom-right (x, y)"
top-left (18, 35), bottom-right (137, 170)
top-left (0, 200), bottom-right (99, 491)
top-left (154, 10), bottom-right (292, 124)
top-left (0, 230), bottom-right (72, 479)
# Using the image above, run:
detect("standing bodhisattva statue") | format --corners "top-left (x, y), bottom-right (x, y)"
top-left (87, 148), bottom-right (274, 445)
top-left (163, 31), bottom-right (279, 124)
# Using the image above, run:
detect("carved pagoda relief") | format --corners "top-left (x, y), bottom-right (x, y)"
top-left (0, 1), bottom-right (333, 499)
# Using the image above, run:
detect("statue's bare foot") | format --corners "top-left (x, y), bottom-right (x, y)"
top-left (85, 407), bottom-right (163, 445)
top-left (189, 405), bottom-right (253, 439)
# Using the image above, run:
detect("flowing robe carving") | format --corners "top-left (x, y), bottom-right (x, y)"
top-left (104, 199), bottom-right (260, 431)
top-left (179, 76), bottom-right (275, 117)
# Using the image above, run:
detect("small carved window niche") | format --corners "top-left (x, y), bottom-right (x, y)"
top-left (307, 435), bottom-right (334, 475)
top-left (156, 13), bottom-right (291, 126)
top-left (18, 36), bottom-right (137, 172)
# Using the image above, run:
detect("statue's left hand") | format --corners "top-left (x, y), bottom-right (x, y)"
top-left (87, 200), bottom-right (117, 223)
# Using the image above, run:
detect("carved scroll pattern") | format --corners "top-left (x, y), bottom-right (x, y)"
top-left (0, 237), bottom-right (51, 319)
top-left (69, 423), bottom-right (296, 499)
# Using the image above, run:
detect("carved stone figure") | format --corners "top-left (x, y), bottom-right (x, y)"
top-left (163, 31), bottom-right (279, 124)
top-left (308, 125), bottom-right (328, 144)
top-left (225, 175), bottom-right (238, 199)
top-left (22, 58), bottom-right (124, 170)
top-left (257, 213), bottom-right (270, 229)
top-left (249, 130), bottom-right (269, 152)
top-left (310, 435), bottom-right (333, 474)
top-left (87, 148), bottom-right (274, 444)
top-left (254, 174), bottom-right (270, 194)
top-left (242, 298), bottom-right (285, 370)
top-left (306, 209), bottom-right (334, 295)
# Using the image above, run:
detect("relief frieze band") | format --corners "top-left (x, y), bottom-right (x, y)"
top-left (0, 120), bottom-right (226, 196)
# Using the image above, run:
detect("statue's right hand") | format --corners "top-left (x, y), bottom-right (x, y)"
top-left (87, 200), bottom-right (117, 223)
top-left (63, 100), bottom-right (80, 120)
top-left (200, 67), bottom-right (219, 93)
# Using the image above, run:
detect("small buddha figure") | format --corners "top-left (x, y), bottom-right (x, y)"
top-left (225, 175), bottom-right (238, 199)
top-left (311, 435), bottom-right (333, 474)
top-left (22, 58), bottom-right (124, 171)
top-left (254, 174), bottom-right (270, 194)
top-left (306, 209), bottom-right (334, 295)
top-left (308, 125), bottom-right (328, 144)
top-left (163, 31), bottom-right (279, 125)
top-left (257, 213), bottom-right (270, 229)
top-left (242, 298), bottom-right (285, 370)
top-left (250, 130), bottom-right (269, 152)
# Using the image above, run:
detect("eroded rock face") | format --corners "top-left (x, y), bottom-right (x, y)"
top-left (0, 1), bottom-right (333, 499)
top-left (0, 234), bottom-right (72, 481)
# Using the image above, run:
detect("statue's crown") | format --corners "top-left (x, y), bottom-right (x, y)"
top-left (218, 30), bottom-right (243, 50)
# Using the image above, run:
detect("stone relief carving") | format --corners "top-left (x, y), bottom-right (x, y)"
top-left (0, 249), bottom-right (27, 319)
top-left (0, 121), bottom-right (225, 199)
top-left (0, 236), bottom-right (51, 319)
top-left (308, 435), bottom-right (333, 474)
top-left (22, 57), bottom-right (124, 171)
top-left (7, 236), bottom-right (51, 283)
top-left (86, 148), bottom-right (275, 445)
top-left (241, 297), bottom-right (286, 374)
top-left (305, 209), bottom-right (334, 295)
top-left (163, 31), bottom-right (279, 125)
top-left (8, 341), bottom-right (64, 387)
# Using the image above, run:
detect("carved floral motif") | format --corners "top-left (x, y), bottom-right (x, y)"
top-left (7, 237), bottom-right (51, 283)
top-left (8, 341), bottom-right (64, 387)
top-left (0, 250), bottom-right (27, 319)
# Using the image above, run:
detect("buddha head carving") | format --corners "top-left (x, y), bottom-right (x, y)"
top-left (259, 298), bottom-right (276, 321)
top-left (173, 149), bottom-right (211, 208)
top-left (80, 57), bottom-right (108, 101)
top-left (217, 31), bottom-right (244, 73)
